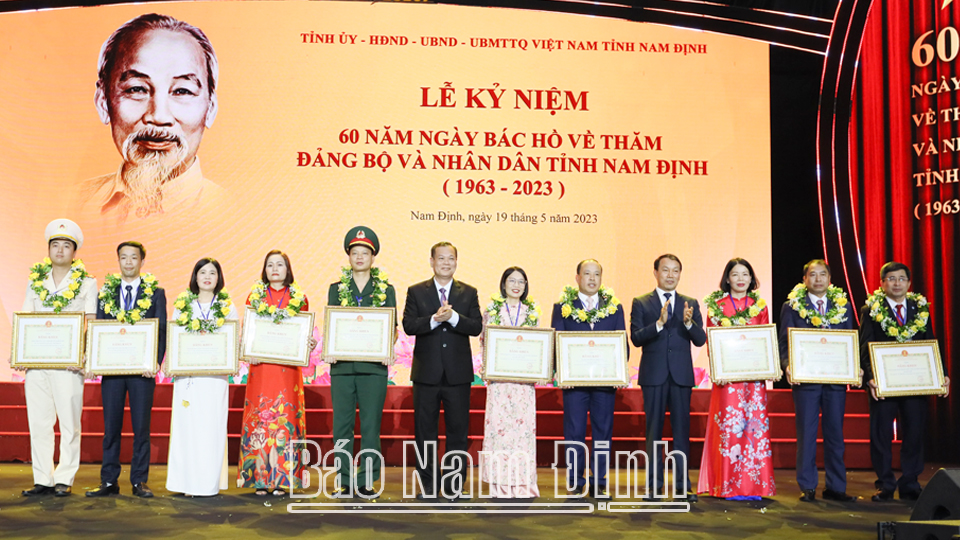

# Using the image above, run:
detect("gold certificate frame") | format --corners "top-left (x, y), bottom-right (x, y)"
top-left (555, 330), bottom-right (629, 387)
top-left (787, 328), bottom-right (860, 385)
top-left (11, 312), bottom-right (85, 369)
top-left (241, 308), bottom-right (315, 367)
top-left (86, 318), bottom-right (160, 376)
top-left (706, 324), bottom-right (781, 383)
top-left (869, 339), bottom-right (946, 398)
top-left (165, 320), bottom-right (239, 376)
top-left (322, 306), bottom-right (396, 363)
top-left (482, 325), bottom-right (555, 384)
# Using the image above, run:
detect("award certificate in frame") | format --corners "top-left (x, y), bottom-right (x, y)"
top-left (482, 325), bottom-right (554, 384)
top-left (787, 328), bottom-right (860, 385)
top-left (165, 320), bottom-right (240, 376)
top-left (11, 312), bottom-right (85, 369)
top-left (86, 319), bottom-right (160, 376)
top-left (322, 306), bottom-right (395, 363)
top-left (869, 340), bottom-right (946, 398)
top-left (241, 308), bottom-right (315, 367)
top-left (555, 330), bottom-right (629, 387)
top-left (706, 324), bottom-right (781, 383)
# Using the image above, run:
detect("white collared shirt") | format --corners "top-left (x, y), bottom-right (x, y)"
top-left (578, 292), bottom-right (599, 310)
top-left (119, 276), bottom-right (142, 311)
top-left (886, 296), bottom-right (907, 320)
top-left (430, 278), bottom-right (460, 329)
top-left (808, 292), bottom-right (828, 314)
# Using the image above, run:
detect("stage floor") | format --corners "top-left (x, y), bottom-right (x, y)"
top-left (0, 464), bottom-right (931, 539)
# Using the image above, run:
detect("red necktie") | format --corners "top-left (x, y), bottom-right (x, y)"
top-left (895, 304), bottom-right (905, 326)
top-left (817, 299), bottom-right (825, 315)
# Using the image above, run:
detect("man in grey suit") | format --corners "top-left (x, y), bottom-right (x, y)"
top-left (630, 254), bottom-right (706, 501)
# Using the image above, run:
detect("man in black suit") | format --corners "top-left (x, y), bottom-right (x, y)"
top-left (402, 241), bottom-right (482, 499)
top-left (860, 261), bottom-right (949, 502)
top-left (552, 259), bottom-right (627, 499)
top-left (86, 241), bottom-right (166, 498)
top-left (630, 254), bottom-right (705, 501)
top-left (779, 259), bottom-right (856, 503)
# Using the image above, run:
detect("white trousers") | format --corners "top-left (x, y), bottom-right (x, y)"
top-left (24, 369), bottom-right (84, 487)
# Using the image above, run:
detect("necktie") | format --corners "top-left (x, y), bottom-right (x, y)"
top-left (817, 299), bottom-right (825, 315)
top-left (895, 304), bottom-right (905, 326)
top-left (124, 285), bottom-right (134, 311)
top-left (439, 288), bottom-right (447, 305)
top-left (664, 292), bottom-right (673, 318)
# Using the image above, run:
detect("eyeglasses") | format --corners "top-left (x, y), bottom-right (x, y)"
top-left (506, 279), bottom-right (527, 286)
top-left (884, 276), bottom-right (909, 283)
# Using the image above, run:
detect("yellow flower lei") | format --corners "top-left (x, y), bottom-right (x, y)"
top-left (28, 258), bottom-right (90, 313)
top-left (558, 285), bottom-right (620, 323)
top-left (486, 294), bottom-right (540, 326)
top-left (249, 281), bottom-right (307, 322)
top-left (704, 290), bottom-right (766, 327)
top-left (865, 289), bottom-right (930, 342)
top-left (98, 273), bottom-right (160, 324)
top-left (173, 290), bottom-right (233, 332)
top-left (786, 283), bottom-right (849, 327)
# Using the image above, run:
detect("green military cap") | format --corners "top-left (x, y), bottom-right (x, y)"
top-left (344, 226), bottom-right (380, 255)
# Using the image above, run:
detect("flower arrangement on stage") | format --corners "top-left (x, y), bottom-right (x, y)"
top-left (786, 283), bottom-right (849, 327)
top-left (558, 285), bottom-right (620, 323)
top-left (336, 266), bottom-right (392, 307)
top-left (173, 290), bottom-right (233, 333)
top-left (98, 273), bottom-right (160, 323)
top-left (485, 293), bottom-right (540, 327)
top-left (28, 258), bottom-right (89, 313)
top-left (865, 289), bottom-right (930, 342)
top-left (704, 290), bottom-right (766, 326)
top-left (248, 281), bottom-right (307, 322)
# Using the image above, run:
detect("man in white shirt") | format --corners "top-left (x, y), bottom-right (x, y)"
top-left (17, 219), bottom-right (98, 497)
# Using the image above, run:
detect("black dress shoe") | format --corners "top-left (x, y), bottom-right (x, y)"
top-left (54, 484), bottom-right (72, 497)
top-left (683, 492), bottom-right (699, 503)
top-left (822, 489), bottom-right (855, 502)
top-left (799, 489), bottom-right (816, 502)
top-left (86, 483), bottom-right (120, 497)
top-left (132, 483), bottom-right (154, 498)
top-left (872, 489), bottom-right (895, 502)
top-left (588, 486), bottom-right (611, 500)
top-left (356, 486), bottom-right (378, 500)
top-left (900, 490), bottom-right (921, 501)
top-left (22, 484), bottom-right (55, 497)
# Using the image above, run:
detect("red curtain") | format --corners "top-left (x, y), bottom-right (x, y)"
top-left (850, 0), bottom-right (959, 454)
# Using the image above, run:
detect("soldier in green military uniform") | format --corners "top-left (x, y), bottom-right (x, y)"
top-left (326, 226), bottom-right (396, 499)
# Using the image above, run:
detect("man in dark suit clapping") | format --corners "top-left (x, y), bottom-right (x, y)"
top-left (402, 242), bottom-right (483, 500)
top-left (630, 254), bottom-right (705, 502)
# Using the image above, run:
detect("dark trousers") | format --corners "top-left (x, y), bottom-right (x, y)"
top-left (331, 373), bottom-right (388, 488)
top-left (641, 380), bottom-right (692, 492)
top-left (562, 387), bottom-right (616, 490)
top-left (870, 395), bottom-right (927, 494)
top-left (412, 380), bottom-right (471, 496)
top-left (793, 384), bottom-right (847, 492)
top-left (100, 375), bottom-right (155, 485)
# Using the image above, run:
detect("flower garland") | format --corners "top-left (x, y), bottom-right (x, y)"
top-left (337, 267), bottom-right (391, 307)
top-left (704, 290), bottom-right (766, 326)
top-left (98, 273), bottom-right (160, 323)
top-left (249, 281), bottom-right (307, 322)
top-left (28, 258), bottom-right (90, 313)
top-left (558, 285), bottom-right (621, 324)
top-left (173, 290), bottom-right (233, 332)
top-left (865, 289), bottom-right (930, 342)
top-left (486, 294), bottom-right (540, 327)
top-left (786, 283), bottom-right (849, 327)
